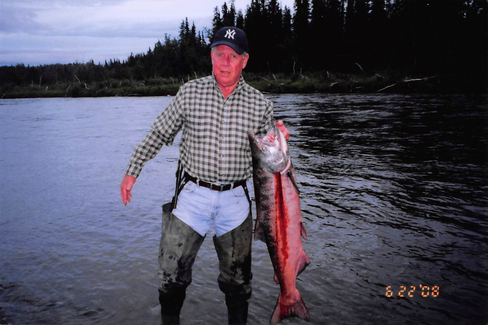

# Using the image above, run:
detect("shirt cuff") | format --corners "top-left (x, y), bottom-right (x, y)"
top-left (125, 164), bottom-right (142, 178)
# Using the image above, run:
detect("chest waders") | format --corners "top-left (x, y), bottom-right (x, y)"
top-left (158, 162), bottom-right (252, 325)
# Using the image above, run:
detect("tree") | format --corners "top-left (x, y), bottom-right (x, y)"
top-left (293, 0), bottom-right (311, 69)
top-left (311, 0), bottom-right (327, 34)
top-left (222, 0), bottom-right (237, 26)
top-left (212, 6), bottom-right (223, 40)
top-left (344, 0), bottom-right (355, 39)
top-left (236, 10), bottom-right (245, 29)
top-left (244, 0), bottom-right (268, 70)
top-left (324, 0), bottom-right (344, 41)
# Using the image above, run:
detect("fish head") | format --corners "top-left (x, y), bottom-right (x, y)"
top-left (248, 123), bottom-right (289, 174)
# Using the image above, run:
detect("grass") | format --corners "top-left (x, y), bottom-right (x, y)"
top-left (1, 70), bottom-right (484, 99)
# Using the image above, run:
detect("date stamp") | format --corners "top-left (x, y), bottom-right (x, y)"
top-left (386, 285), bottom-right (440, 298)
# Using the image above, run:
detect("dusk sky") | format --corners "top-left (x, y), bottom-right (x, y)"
top-left (0, 0), bottom-right (295, 67)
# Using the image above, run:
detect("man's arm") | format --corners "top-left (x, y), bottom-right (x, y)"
top-left (120, 128), bottom-right (166, 206)
top-left (120, 87), bottom-right (186, 206)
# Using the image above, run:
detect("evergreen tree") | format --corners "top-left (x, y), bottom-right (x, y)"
top-left (354, 0), bottom-right (370, 41)
top-left (282, 5), bottom-right (293, 42)
top-left (267, 0), bottom-right (285, 71)
top-left (281, 5), bottom-right (294, 72)
top-left (370, 0), bottom-right (388, 41)
top-left (244, 0), bottom-right (269, 71)
top-left (311, 0), bottom-right (327, 33)
top-left (344, 0), bottom-right (355, 39)
top-left (324, 0), bottom-right (344, 41)
top-left (222, 0), bottom-right (237, 26)
top-left (293, 0), bottom-right (311, 70)
top-left (236, 10), bottom-right (245, 29)
top-left (212, 6), bottom-right (224, 40)
top-left (387, 0), bottom-right (414, 68)
top-left (1, 0), bottom-right (486, 93)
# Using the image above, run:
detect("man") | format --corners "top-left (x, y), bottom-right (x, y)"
top-left (120, 27), bottom-right (289, 325)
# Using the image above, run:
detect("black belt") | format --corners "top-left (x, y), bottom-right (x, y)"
top-left (183, 172), bottom-right (246, 192)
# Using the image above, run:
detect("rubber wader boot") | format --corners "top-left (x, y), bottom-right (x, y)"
top-left (213, 214), bottom-right (253, 325)
top-left (159, 289), bottom-right (185, 325)
top-left (158, 203), bottom-right (205, 325)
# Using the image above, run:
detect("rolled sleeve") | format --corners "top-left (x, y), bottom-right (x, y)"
top-left (125, 129), bottom-right (167, 177)
top-left (125, 89), bottom-right (185, 178)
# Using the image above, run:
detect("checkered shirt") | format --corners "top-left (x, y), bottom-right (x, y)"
top-left (125, 75), bottom-right (274, 183)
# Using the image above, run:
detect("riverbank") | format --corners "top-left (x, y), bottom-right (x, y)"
top-left (1, 71), bottom-right (485, 99)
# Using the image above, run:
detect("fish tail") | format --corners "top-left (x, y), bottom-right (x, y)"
top-left (270, 290), bottom-right (310, 324)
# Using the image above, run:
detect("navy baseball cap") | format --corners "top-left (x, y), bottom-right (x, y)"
top-left (211, 27), bottom-right (249, 55)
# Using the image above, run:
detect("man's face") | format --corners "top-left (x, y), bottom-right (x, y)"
top-left (211, 45), bottom-right (249, 89)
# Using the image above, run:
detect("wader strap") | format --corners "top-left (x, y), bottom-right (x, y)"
top-left (172, 160), bottom-right (189, 210)
top-left (242, 182), bottom-right (252, 207)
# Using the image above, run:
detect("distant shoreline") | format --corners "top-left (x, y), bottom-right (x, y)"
top-left (1, 72), bottom-right (486, 99)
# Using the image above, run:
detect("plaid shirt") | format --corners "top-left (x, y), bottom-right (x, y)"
top-left (125, 75), bottom-right (274, 183)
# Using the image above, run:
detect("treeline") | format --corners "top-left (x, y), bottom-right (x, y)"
top-left (1, 0), bottom-right (486, 97)
top-left (216, 0), bottom-right (486, 75)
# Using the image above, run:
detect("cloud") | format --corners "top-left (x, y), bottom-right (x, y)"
top-left (1, 0), bottom-right (295, 38)
top-left (0, 0), bottom-right (208, 66)
top-left (1, 0), bottom-right (197, 38)
top-left (0, 0), bottom-right (296, 66)
top-left (0, 33), bottom-right (164, 66)
top-left (0, 3), bottom-right (49, 34)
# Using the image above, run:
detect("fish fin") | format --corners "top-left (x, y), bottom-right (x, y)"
top-left (300, 222), bottom-right (308, 239)
top-left (254, 230), bottom-right (266, 242)
top-left (274, 274), bottom-right (279, 284)
top-left (253, 218), bottom-right (266, 242)
top-left (270, 290), bottom-right (310, 325)
top-left (286, 170), bottom-right (300, 194)
top-left (296, 251), bottom-right (311, 277)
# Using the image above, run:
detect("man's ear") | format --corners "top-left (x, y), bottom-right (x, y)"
top-left (242, 54), bottom-right (249, 69)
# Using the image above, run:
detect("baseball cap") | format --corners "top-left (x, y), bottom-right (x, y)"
top-left (211, 27), bottom-right (249, 55)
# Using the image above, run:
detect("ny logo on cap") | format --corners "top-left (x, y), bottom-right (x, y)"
top-left (224, 29), bottom-right (236, 40)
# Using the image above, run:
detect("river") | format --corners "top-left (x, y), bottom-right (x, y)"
top-left (0, 93), bottom-right (487, 325)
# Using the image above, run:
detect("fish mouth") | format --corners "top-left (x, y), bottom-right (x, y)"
top-left (248, 129), bottom-right (277, 151)
top-left (248, 127), bottom-right (289, 173)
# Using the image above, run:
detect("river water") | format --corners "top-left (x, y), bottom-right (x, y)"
top-left (0, 93), bottom-right (487, 325)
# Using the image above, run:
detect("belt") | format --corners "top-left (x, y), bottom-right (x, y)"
top-left (183, 172), bottom-right (246, 192)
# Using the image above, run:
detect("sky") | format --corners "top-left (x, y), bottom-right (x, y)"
top-left (0, 0), bottom-right (295, 67)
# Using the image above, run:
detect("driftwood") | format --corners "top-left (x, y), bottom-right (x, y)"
top-left (377, 77), bottom-right (432, 92)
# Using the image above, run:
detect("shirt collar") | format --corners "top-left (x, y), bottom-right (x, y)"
top-left (211, 73), bottom-right (246, 96)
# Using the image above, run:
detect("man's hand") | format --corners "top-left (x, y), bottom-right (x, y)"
top-left (121, 175), bottom-right (136, 206)
top-left (276, 120), bottom-right (290, 140)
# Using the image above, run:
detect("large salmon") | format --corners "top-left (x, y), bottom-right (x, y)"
top-left (248, 124), bottom-right (311, 325)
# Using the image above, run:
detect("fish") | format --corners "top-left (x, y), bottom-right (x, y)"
top-left (248, 123), bottom-right (311, 325)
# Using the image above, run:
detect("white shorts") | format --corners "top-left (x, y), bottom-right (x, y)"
top-left (172, 181), bottom-right (251, 237)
